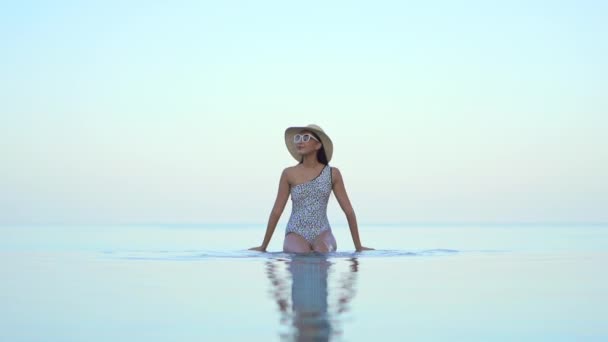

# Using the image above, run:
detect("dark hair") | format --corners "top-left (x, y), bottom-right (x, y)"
top-left (299, 131), bottom-right (329, 165)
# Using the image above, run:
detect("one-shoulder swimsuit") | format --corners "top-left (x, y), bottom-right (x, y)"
top-left (285, 164), bottom-right (332, 244)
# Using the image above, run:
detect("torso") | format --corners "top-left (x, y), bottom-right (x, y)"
top-left (284, 163), bottom-right (333, 243)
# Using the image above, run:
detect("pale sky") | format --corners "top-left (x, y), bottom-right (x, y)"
top-left (1, 0), bottom-right (606, 224)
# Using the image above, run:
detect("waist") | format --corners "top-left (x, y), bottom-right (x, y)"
top-left (286, 213), bottom-right (330, 226)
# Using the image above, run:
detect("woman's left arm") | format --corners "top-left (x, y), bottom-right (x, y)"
top-left (331, 167), bottom-right (374, 252)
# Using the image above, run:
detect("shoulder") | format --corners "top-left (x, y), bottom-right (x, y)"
top-left (283, 164), bottom-right (299, 175)
top-left (281, 165), bottom-right (299, 181)
top-left (330, 166), bottom-right (342, 181)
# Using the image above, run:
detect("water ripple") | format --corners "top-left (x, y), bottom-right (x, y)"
top-left (101, 248), bottom-right (468, 261)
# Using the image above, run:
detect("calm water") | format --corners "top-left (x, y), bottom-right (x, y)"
top-left (1, 223), bottom-right (607, 341)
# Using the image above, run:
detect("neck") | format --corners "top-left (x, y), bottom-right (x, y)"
top-left (301, 154), bottom-right (322, 168)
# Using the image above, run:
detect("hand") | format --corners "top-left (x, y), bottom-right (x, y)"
top-left (355, 246), bottom-right (374, 252)
top-left (249, 246), bottom-right (266, 252)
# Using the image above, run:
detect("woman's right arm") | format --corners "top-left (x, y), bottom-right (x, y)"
top-left (249, 168), bottom-right (291, 252)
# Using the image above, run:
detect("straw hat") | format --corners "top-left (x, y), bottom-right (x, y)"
top-left (284, 124), bottom-right (334, 162)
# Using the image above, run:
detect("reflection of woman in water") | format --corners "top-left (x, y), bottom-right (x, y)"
top-left (265, 255), bottom-right (359, 341)
top-left (250, 124), bottom-right (373, 253)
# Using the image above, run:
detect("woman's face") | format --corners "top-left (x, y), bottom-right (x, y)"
top-left (295, 130), bottom-right (321, 156)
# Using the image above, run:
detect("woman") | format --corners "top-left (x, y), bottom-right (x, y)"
top-left (249, 124), bottom-right (373, 253)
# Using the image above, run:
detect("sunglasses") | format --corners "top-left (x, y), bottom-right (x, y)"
top-left (293, 134), bottom-right (320, 143)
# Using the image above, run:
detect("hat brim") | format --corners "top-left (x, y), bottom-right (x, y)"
top-left (284, 126), bottom-right (333, 163)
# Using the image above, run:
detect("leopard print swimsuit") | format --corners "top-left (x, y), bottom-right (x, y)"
top-left (285, 164), bottom-right (333, 244)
